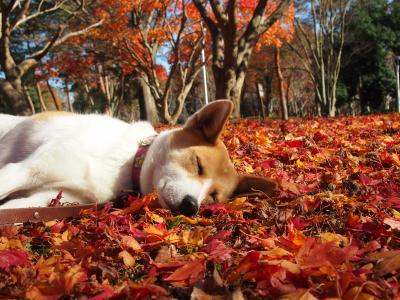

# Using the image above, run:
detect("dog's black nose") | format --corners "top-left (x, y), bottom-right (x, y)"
top-left (179, 195), bottom-right (198, 216)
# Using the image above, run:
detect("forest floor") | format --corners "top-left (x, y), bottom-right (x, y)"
top-left (1, 114), bottom-right (400, 299)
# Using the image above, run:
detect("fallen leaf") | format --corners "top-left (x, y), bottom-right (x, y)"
top-left (121, 235), bottom-right (142, 252)
top-left (0, 250), bottom-right (28, 272)
top-left (190, 287), bottom-right (225, 300)
top-left (280, 289), bottom-right (318, 300)
top-left (119, 250), bottom-right (135, 267)
top-left (367, 250), bottom-right (400, 275)
top-left (164, 259), bottom-right (205, 285)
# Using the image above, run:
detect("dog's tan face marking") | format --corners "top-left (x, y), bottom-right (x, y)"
top-left (33, 111), bottom-right (72, 121)
top-left (168, 128), bottom-right (238, 205)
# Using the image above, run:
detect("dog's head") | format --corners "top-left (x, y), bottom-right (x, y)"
top-left (141, 100), bottom-right (277, 216)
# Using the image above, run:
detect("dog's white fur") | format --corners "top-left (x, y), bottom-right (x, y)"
top-left (0, 113), bottom-right (161, 208)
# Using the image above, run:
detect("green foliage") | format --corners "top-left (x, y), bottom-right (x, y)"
top-left (336, 81), bottom-right (349, 107)
top-left (340, 0), bottom-right (400, 111)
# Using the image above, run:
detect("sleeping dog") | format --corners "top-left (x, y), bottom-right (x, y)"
top-left (0, 100), bottom-right (276, 216)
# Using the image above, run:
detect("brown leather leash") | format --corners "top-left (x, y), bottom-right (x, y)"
top-left (0, 204), bottom-right (98, 226)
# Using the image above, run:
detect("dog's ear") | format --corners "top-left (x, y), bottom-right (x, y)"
top-left (184, 99), bottom-right (233, 143)
top-left (232, 175), bottom-right (277, 197)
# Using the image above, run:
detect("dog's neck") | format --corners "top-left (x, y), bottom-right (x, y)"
top-left (139, 129), bottom-right (177, 195)
top-left (131, 135), bottom-right (157, 193)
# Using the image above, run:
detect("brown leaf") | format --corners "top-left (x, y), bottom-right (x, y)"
top-left (367, 250), bottom-right (400, 275)
top-left (190, 287), bottom-right (225, 300)
top-left (343, 286), bottom-right (375, 300)
top-left (280, 289), bottom-right (318, 300)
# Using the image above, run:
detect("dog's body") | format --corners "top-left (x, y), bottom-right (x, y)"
top-left (0, 100), bottom-right (276, 215)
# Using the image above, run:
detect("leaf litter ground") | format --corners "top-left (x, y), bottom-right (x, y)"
top-left (1, 114), bottom-right (400, 299)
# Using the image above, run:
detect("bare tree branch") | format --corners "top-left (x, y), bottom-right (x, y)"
top-left (11, 0), bottom-right (67, 31)
top-left (27, 19), bottom-right (103, 61)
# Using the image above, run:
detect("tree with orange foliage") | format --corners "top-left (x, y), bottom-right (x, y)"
top-left (192, 0), bottom-right (294, 118)
top-left (0, 0), bottom-right (103, 115)
top-left (123, 0), bottom-right (207, 124)
top-left (50, 0), bottom-right (207, 124)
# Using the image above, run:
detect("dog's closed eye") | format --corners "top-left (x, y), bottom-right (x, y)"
top-left (196, 156), bottom-right (204, 176)
top-left (210, 191), bottom-right (218, 202)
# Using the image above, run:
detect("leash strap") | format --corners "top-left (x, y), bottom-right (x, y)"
top-left (0, 204), bottom-right (97, 226)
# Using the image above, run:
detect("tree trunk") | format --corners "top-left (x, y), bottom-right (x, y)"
top-left (213, 67), bottom-right (243, 119)
top-left (23, 86), bottom-right (35, 114)
top-left (65, 79), bottom-right (74, 113)
top-left (137, 78), bottom-right (158, 125)
top-left (193, 0), bottom-right (292, 121)
top-left (329, 82), bottom-right (337, 117)
top-left (275, 48), bottom-right (288, 120)
top-left (264, 74), bottom-right (273, 117)
top-left (35, 82), bottom-right (47, 112)
top-left (257, 82), bottom-right (266, 119)
top-left (316, 97), bottom-right (322, 117)
top-left (47, 80), bottom-right (62, 111)
top-left (83, 82), bottom-right (95, 106)
top-left (0, 80), bottom-right (32, 115)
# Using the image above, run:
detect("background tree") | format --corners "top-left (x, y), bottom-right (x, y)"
top-left (46, 0), bottom-right (206, 124)
top-left (0, 0), bottom-right (103, 115)
top-left (290, 0), bottom-right (352, 117)
top-left (243, 35), bottom-right (314, 119)
top-left (338, 0), bottom-right (400, 114)
top-left (123, 0), bottom-right (207, 124)
top-left (192, 0), bottom-right (294, 118)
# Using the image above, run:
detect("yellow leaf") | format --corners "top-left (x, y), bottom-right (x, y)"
top-left (119, 250), bottom-right (135, 267)
top-left (45, 220), bottom-right (57, 227)
top-left (62, 230), bottom-right (72, 242)
top-left (63, 264), bottom-right (87, 293)
top-left (147, 211), bottom-right (164, 223)
top-left (263, 247), bottom-right (292, 258)
top-left (122, 236), bottom-right (141, 252)
top-left (391, 153), bottom-right (400, 166)
top-left (144, 225), bottom-right (164, 236)
top-left (0, 237), bottom-right (23, 250)
top-left (392, 209), bottom-right (400, 220)
top-left (226, 197), bottom-right (253, 211)
top-left (319, 232), bottom-right (349, 246)
top-left (182, 230), bottom-right (190, 244)
top-left (267, 259), bottom-right (300, 274)
top-left (279, 260), bottom-right (301, 274)
top-left (296, 159), bottom-right (305, 168)
top-left (179, 215), bottom-right (198, 225)
top-left (165, 232), bottom-right (180, 244)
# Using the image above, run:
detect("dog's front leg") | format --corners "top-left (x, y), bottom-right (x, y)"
top-left (0, 163), bottom-right (34, 200)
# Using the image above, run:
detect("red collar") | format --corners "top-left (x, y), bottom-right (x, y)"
top-left (131, 135), bottom-right (157, 193)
